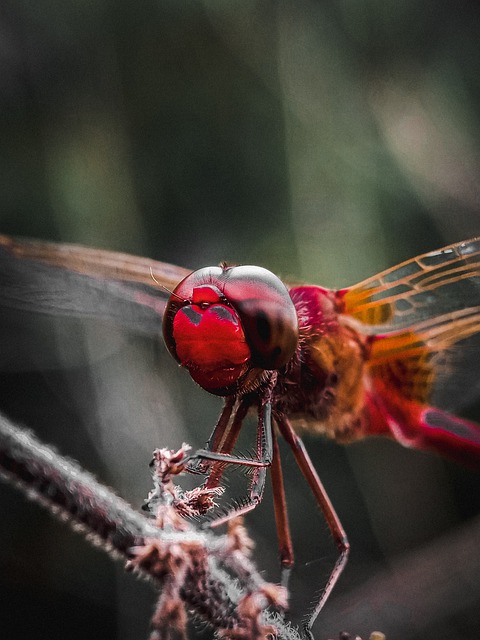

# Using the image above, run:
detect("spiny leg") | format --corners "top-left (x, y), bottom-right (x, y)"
top-left (187, 397), bottom-right (274, 527)
top-left (188, 395), bottom-right (247, 484)
top-left (204, 395), bottom-right (236, 453)
top-left (270, 426), bottom-right (294, 588)
top-left (276, 414), bottom-right (350, 639)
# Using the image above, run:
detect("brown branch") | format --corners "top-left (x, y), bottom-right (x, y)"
top-left (0, 410), bottom-right (299, 640)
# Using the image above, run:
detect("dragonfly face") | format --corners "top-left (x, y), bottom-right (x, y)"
top-left (162, 264), bottom-right (299, 395)
top-left (1, 234), bottom-right (480, 635)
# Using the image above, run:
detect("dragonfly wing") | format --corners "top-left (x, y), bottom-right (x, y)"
top-left (0, 236), bottom-right (190, 370)
top-left (0, 235), bottom-right (190, 334)
top-left (343, 237), bottom-right (480, 329)
top-left (0, 235), bottom-right (190, 292)
top-left (342, 238), bottom-right (480, 412)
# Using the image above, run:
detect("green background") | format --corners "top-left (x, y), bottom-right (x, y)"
top-left (1, 2), bottom-right (480, 639)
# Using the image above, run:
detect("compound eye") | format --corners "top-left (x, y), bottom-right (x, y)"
top-left (223, 265), bottom-right (299, 370)
top-left (162, 263), bottom-right (299, 393)
top-left (162, 266), bottom-right (225, 363)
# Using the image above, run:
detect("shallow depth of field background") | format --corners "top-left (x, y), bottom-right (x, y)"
top-left (1, 2), bottom-right (480, 639)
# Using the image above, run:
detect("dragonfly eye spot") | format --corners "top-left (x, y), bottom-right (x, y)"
top-left (271, 345), bottom-right (282, 361)
top-left (181, 305), bottom-right (202, 325)
top-left (256, 311), bottom-right (271, 342)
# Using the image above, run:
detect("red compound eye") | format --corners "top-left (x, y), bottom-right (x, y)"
top-left (172, 299), bottom-right (250, 393)
top-left (162, 265), bottom-right (299, 395)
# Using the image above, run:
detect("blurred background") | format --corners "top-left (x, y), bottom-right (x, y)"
top-left (0, 1), bottom-right (480, 639)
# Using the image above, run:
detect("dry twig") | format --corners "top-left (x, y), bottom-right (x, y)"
top-left (0, 410), bottom-right (297, 639)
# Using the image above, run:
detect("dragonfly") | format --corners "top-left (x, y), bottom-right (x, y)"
top-left (1, 234), bottom-right (480, 637)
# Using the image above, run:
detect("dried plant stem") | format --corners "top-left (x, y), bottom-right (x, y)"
top-left (0, 410), bottom-right (300, 640)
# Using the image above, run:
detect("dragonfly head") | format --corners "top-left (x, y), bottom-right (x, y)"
top-left (162, 264), bottom-right (299, 395)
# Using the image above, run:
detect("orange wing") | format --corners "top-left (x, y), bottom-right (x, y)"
top-left (342, 238), bottom-right (480, 411)
top-left (343, 237), bottom-right (480, 329)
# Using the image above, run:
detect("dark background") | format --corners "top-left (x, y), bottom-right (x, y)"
top-left (0, 1), bottom-right (480, 639)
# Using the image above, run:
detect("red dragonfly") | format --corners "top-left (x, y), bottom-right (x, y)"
top-left (1, 234), bottom-right (480, 636)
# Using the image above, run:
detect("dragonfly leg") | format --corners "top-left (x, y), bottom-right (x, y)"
top-left (204, 395), bottom-right (237, 451)
top-left (186, 395), bottom-right (237, 477)
top-left (186, 398), bottom-right (274, 526)
top-left (270, 426), bottom-right (294, 587)
top-left (276, 414), bottom-right (350, 638)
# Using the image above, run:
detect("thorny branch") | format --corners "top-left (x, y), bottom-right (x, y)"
top-left (0, 410), bottom-right (297, 640)
top-left (0, 411), bottom-right (386, 640)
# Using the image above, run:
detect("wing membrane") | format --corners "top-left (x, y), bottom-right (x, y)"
top-left (0, 235), bottom-right (190, 337)
top-left (0, 235), bottom-right (190, 291)
top-left (343, 238), bottom-right (480, 329)
top-left (344, 238), bottom-right (480, 411)
top-left (369, 307), bottom-right (480, 409)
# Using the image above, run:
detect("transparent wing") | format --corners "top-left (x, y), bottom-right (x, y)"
top-left (342, 238), bottom-right (480, 329)
top-left (0, 235), bottom-right (190, 333)
top-left (341, 238), bottom-right (480, 411)
top-left (0, 235), bottom-right (190, 369)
